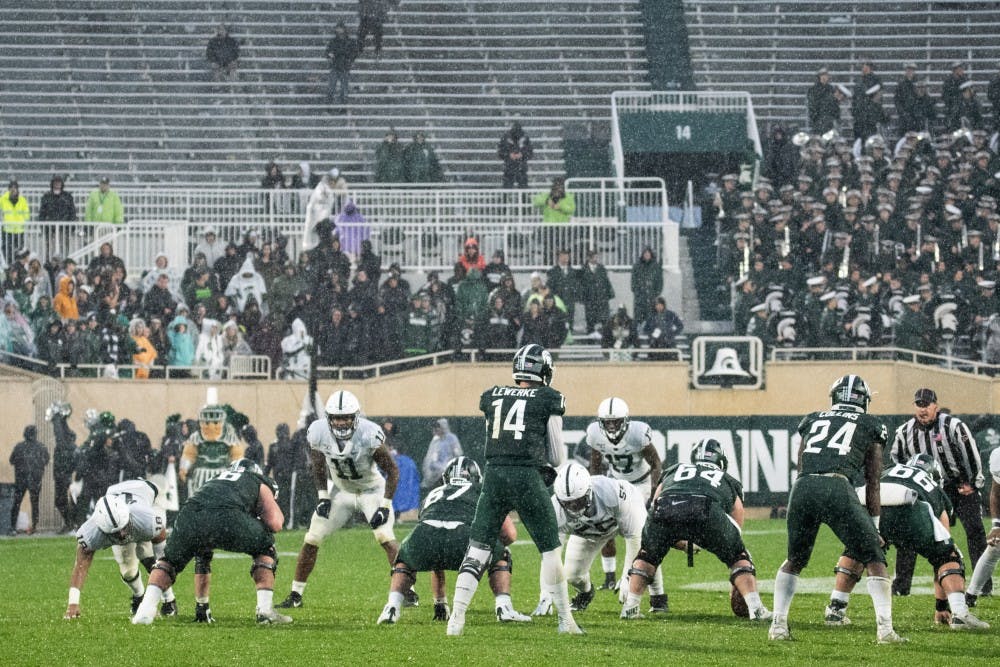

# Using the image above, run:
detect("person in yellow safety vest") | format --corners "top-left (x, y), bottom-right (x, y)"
top-left (84, 177), bottom-right (124, 224)
top-left (1, 180), bottom-right (30, 265)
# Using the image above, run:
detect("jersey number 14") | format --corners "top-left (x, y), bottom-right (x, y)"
top-left (491, 399), bottom-right (526, 441)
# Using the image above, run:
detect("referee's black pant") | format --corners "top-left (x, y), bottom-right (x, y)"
top-left (892, 484), bottom-right (990, 595)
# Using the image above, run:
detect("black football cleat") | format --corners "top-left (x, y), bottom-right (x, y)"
top-left (131, 595), bottom-right (143, 616)
top-left (276, 592), bottom-right (303, 609)
top-left (194, 602), bottom-right (215, 623)
top-left (570, 587), bottom-right (595, 612)
top-left (160, 599), bottom-right (178, 617)
top-left (403, 587), bottom-right (419, 607)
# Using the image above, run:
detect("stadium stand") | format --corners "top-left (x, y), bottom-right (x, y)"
top-left (0, 0), bottom-right (650, 187)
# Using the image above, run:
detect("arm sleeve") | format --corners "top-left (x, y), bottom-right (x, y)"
top-left (546, 415), bottom-right (566, 467)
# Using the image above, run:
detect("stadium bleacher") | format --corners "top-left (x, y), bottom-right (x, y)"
top-left (1, 0), bottom-right (650, 187)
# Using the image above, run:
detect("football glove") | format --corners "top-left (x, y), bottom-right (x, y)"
top-left (539, 466), bottom-right (558, 487)
top-left (315, 498), bottom-right (331, 519)
top-left (369, 507), bottom-right (390, 530)
top-left (532, 595), bottom-right (553, 616)
top-left (617, 576), bottom-right (631, 604)
top-left (433, 602), bottom-right (450, 621)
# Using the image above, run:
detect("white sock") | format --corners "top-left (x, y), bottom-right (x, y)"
top-left (744, 591), bottom-right (765, 614)
top-left (947, 591), bottom-right (969, 616)
top-left (624, 592), bottom-right (641, 608)
top-left (866, 576), bottom-right (893, 629)
top-left (968, 543), bottom-right (1000, 596)
top-left (772, 570), bottom-right (798, 619)
top-left (123, 570), bottom-right (144, 596)
top-left (541, 549), bottom-right (574, 624)
top-left (135, 584), bottom-right (162, 620)
top-left (452, 545), bottom-right (491, 613)
top-left (291, 580), bottom-right (306, 595)
top-left (257, 589), bottom-right (274, 614)
top-left (388, 591), bottom-right (404, 608)
top-left (162, 587), bottom-right (176, 603)
top-left (831, 589), bottom-right (850, 604)
top-left (196, 596), bottom-right (209, 604)
top-left (601, 556), bottom-right (616, 574)
top-left (648, 568), bottom-right (664, 596)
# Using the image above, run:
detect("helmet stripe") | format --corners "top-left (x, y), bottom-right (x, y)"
top-left (338, 391), bottom-right (344, 410)
top-left (565, 466), bottom-right (572, 497)
top-left (103, 497), bottom-right (119, 528)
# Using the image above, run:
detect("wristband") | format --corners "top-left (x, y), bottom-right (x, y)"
top-left (380, 498), bottom-right (392, 510)
top-left (935, 598), bottom-right (949, 612)
top-left (871, 515), bottom-right (880, 529)
top-left (68, 587), bottom-right (81, 605)
top-left (317, 489), bottom-right (330, 501)
top-left (992, 518), bottom-right (1000, 529)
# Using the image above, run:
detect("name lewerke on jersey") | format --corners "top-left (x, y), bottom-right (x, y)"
top-left (307, 416), bottom-right (386, 493)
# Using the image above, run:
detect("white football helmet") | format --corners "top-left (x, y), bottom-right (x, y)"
top-left (597, 396), bottom-right (630, 444)
top-left (92, 495), bottom-right (131, 534)
top-left (554, 462), bottom-right (593, 517)
top-left (325, 390), bottom-right (361, 439)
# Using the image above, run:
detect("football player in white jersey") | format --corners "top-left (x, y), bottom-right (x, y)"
top-left (586, 397), bottom-right (662, 595)
top-left (64, 479), bottom-right (177, 619)
top-left (533, 463), bottom-right (667, 615)
top-left (278, 390), bottom-right (413, 608)
top-left (967, 446), bottom-right (1000, 604)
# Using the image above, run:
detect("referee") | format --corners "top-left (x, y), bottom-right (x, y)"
top-left (889, 387), bottom-right (990, 596)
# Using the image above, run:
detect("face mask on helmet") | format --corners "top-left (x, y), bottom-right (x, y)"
top-left (442, 456), bottom-right (482, 487)
top-left (554, 463), bottom-right (592, 516)
top-left (92, 495), bottom-right (130, 535)
top-left (325, 390), bottom-right (361, 439)
top-left (695, 438), bottom-right (728, 472)
top-left (906, 453), bottom-right (943, 485)
top-left (597, 397), bottom-right (630, 443)
top-left (199, 405), bottom-right (226, 441)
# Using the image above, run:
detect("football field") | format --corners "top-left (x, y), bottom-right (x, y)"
top-left (1, 519), bottom-right (995, 666)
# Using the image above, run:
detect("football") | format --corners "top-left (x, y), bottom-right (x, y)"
top-left (730, 586), bottom-right (749, 618)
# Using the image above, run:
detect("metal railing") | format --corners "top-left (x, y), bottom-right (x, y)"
top-left (16, 181), bottom-right (673, 274)
top-left (769, 346), bottom-right (1000, 376)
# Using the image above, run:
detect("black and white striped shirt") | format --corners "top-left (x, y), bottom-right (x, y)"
top-left (890, 413), bottom-right (984, 489)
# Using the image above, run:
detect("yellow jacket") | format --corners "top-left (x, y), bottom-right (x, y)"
top-left (0, 192), bottom-right (30, 233)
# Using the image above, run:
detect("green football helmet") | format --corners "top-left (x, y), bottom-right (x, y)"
top-left (906, 453), bottom-right (943, 486)
top-left (829, 374), bottom-right (872, 412)
top-left (694, 438), bottom-right (728, 472)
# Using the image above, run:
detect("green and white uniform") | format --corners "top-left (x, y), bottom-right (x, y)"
top-left (880, 462), bottom-right (959, 570)
top-left (786, 407), bottom-right (889, 567)
top-left (181, 423), bottom-right (242, 496)
top-left (586, 420), bottom-right (655, 498)
top-left (469, 384), bottom-right (566, 552)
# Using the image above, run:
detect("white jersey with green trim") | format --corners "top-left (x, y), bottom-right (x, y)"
top-left (586, 420), bottom-right (653, 484)
top-left (307, 416), bottom-right (386, 494)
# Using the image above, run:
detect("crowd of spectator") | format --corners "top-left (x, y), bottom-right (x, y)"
top-left (0, 201), bottom-right (683, 378)
top-left (711, 58), bottom-right (1000, 363)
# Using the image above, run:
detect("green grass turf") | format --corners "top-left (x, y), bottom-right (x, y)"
top-left (0, 519), bottom-right (995, 666)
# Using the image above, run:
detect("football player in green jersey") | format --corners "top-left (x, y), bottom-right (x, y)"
top-left (377, 456), bottom-right (530, 625)
top-left (131, 458), bottom-right (289, 626)
top-left (821, 454), bottom-right (988, 630)
top-left (447, 344), bottom-right (584, 636)
top-left (621, 438), bottom-right (771, 621)
top-left (769, 374), bottom-right (905, 644)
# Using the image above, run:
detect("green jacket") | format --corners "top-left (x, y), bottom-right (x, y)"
top-left (532, 191), bottom-right (575, 224)
top-left (403, 142), bottom-right (444, 182)
top-left (374, 141), bottom-right (407, 183)
top-left (455, 269), bottom-right (489, 323)
top-left (84, 189), bottom-right (124, 224)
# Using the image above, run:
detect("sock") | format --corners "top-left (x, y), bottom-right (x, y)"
top-left (451, 572), bottom-right (480, 614)
top-left (744, 591), bottom-right (765, 614)
top-left (388, 591), bottom-right (404, 609)
top-left (866, 576), bottom-right (893, 629)
top-left (196, 596), bottom-right (209, 605)
top-left (162, 587), bottom-right (176, 603)
top-left (135, 584), bottom-right (162, 621)
top-left (495, 593), bottom-right (512, 607)
top-left (602, 556), bottom-right (616, 574)
top-left (542, 550), bottom-right (574, 624)
top-left (947, 591), bottom-right (969, 616)
top-left (831, 589), bottom-right (850, 605)
top-left (257, 589), bottom-right (274, 614)
top-left (772, 570), bottom-right (798, 619)
top-left (648, 568), bottom-right (664, 596)
top-left (123, 571), bottom-right (144, 596)
top-left (291, 580), bottom-right (306, 595)
top-left (624, 592), bottom-right (641, 608)
top-left (968, 544), bottom-right (1000, 596)
top-left (434, 596), bottom-right (447, 605)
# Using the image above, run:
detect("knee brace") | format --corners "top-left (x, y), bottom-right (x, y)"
top-left (729, 565), bottom-right (756, 585)
top-left (392, 563), bottom-right (416, 582)
top-left (152, 560), bottom-right (178, 586)
top-left (489, 548), bottom-right (513, 576)
top-left (937, 566), bottom-right (965, 585)
top-left (194, 552), bottom-right (214, 575)
top-left (628, 565), bottom-right (654, 584)
top-left (458, 542), bottom-right (491, 581)
top-left (121, 570), bottom-right (141, 585)
top-left (250, 546), bottom-right (279, 578)
top-left (833, 566), bottom-right (862, 583)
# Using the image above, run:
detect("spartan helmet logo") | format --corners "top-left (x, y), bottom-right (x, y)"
top-left (703, 348), bottom-right (750, 378)
top-left (934, 302), bottom-right (959, 340)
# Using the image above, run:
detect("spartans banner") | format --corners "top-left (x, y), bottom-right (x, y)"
top-left (383, 414), bottom-right (957, 506)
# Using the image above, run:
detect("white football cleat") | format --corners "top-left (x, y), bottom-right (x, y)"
top-left (768, 622), bottom-right (791, 641)
top-left (950, 612), bottom-right (990, 630)
top-left (496, 604), bottom-right (531, 622)
top-left (751, 607), bottom-right (773, 622)
top-left (256, 609), bottom-right (293, 625)
top-left (531, 596), bottom-right (553, 616)
top-left (620, 604), bottom-right (643, 620)
top-left (377, 604), bottom-right (398, 625)
top-left (876, 628), bottom-right (907, 644)
top-left (557, 619), bottom-right (585, 634)
top-left (446, 609), bottom-right (465, 636)
top-left (131, 612), bottom-right (155, 626)
top-left (824, 603), bottom-right (851, 626)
